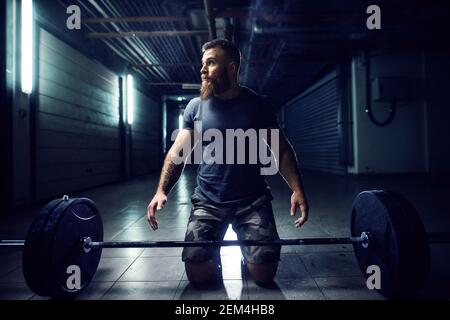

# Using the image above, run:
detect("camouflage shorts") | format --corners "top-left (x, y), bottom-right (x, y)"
top-left (182, 192), bottom-right (281, 265)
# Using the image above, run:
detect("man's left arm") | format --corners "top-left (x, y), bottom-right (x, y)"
top-left (265, 127), bottom-right (309, 227)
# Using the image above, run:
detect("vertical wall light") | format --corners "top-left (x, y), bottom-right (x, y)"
top-left (126, 74), bottom-right (134, 125)
top-left (21, 0), bottom-right (33, 94)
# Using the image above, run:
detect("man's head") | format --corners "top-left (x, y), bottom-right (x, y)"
top-left (200, 39), bottom-right (241, 100)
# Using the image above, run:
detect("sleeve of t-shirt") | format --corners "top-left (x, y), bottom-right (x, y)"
top-left (182, 98), bottom-right (197, 130)
top-left (261, 99), bottom-right (279, 128)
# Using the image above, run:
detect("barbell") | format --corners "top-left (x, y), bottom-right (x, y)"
top-left (0, 190), bottom-right (448, 299)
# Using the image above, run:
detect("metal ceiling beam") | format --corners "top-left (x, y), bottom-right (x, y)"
top-left (80, 0), bottom-right (171, 81)
top-left (133, 63), bottom-right (201, 67)
top-left (203, 0), bottom-right (217, 40)
top-left (85, 30), bottom-right (209, 39)
top-left (135, 58), bottom-right (337, 67)
top-left (147, 82), bottom-right (201, 90)
top-left (83, 16), bottom-right (191, 23)
top-left (244, 53), bottom-right (344, 63)
top-left (147, 82), bottom-right (200, 85)
top-left (127, 0), bottom-right (198, 83)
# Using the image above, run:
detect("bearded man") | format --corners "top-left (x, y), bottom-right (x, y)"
top-left (147, 39), bottom-right (309, 286)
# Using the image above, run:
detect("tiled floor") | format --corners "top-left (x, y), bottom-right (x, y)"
top-left (1, 167), bottom-right (449, 300)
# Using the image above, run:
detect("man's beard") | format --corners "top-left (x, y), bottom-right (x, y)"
top-left (200, 70), bottom-right (231, 100)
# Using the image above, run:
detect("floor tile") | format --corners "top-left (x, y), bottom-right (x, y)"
top-left (301, 252), bottom-right (362, 277)
top-left (175, 280), bottom-right (246, 300)
top-left (102, 281), bottom-right (179, 300)
top-left (100, 248), bottom-right (145, 258)
top-left (0, 266), bottom-right (25, 283)
top-left (92, 257), bottom-right (136, 282)
top-left (75, 282), bottom-right (115, 300)
top-left (0, 283), bottom-right (34, 300)
top-left (247, 278), bottom-right (326, 300)
top-left (118, 257), bottom-right (185, 282)
top-left (314, 276), bottom-right (385, 300)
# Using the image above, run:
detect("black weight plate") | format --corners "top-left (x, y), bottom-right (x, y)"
top-left (383, 191), bottom-right (430, 293)
top-left (23, 197), bottom-right (103, 298)
top-left (23, 198), bottom-right (66, 297)
top-left (351, 191), bottom-right (399, 297)
top-left (50, 198), bottom-right (103, 297)
top-left (351, 190), bottom-right (430, 298)
top-left (38, 198), bottom-right (77, 296)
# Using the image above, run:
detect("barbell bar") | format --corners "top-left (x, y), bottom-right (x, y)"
top-left (0, 234), bottom-right (371, 249)
top-left (81, 233), bottom-right (371, 252)
top-left (0, 235), bottom-right (371, 249)
top-left (0, 190), bottom-right (447, 299)
top-left (3, 231), bottom-right (449, 250)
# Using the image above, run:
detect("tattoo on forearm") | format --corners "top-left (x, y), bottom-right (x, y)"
top-left (158, 157), bottom-right (184, 194)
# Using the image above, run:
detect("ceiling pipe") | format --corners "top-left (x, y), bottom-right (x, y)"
top-left (83, 16), bottom-right (191, 23)
top-left (85, 30), bottom-right (209, 38)
top-left (203, 0), bottom-right (217, 40)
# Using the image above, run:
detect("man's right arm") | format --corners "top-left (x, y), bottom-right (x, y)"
top-left (147, 128), bottom-right (196, 230)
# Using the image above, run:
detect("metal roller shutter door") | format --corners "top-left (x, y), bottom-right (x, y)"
top-left (285, 70), bottom-right (346, 175)
top-left (130, 89), bottom-right (162, 176)
top-left (35, 29), bottom-right (121, 200)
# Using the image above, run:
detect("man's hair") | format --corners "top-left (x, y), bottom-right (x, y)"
top-left (202, 39), bottom-right (241, 69)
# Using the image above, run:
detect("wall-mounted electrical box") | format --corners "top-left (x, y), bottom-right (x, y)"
top-left (371, 77), bottom-right (411, 102)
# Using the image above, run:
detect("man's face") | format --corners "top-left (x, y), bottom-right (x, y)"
top-left (200, 48), bottom-right (231, 100)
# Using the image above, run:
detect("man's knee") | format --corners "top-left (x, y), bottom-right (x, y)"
top-left (246, 261), bottom-right (278, 284)
top-left (185, 260), bottom-right (219, 285)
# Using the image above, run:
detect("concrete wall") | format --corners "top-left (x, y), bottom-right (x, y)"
top-left (348, 51), bottom-right (428, 174)
top-left (287, 48), bottom-right (449, 176)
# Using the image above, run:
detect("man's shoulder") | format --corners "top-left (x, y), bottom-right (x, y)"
top-left (191, 96), bottom-right (202, 103)
top-left (185, 97), bottom-right (202, 113)
top-left (188, 96), bottom-right (202, 106)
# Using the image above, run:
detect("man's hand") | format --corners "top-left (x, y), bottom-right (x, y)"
top-left (147, 192), bottom-right (167, 230)
top-left (290, 191), bottom-right (309, 228)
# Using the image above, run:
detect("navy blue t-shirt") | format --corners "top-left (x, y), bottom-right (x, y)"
top-left (182, 86), bottom-right (279, 206)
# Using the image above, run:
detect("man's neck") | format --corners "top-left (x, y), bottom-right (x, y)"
top-left (215, 83), bottom-right (242, 100)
